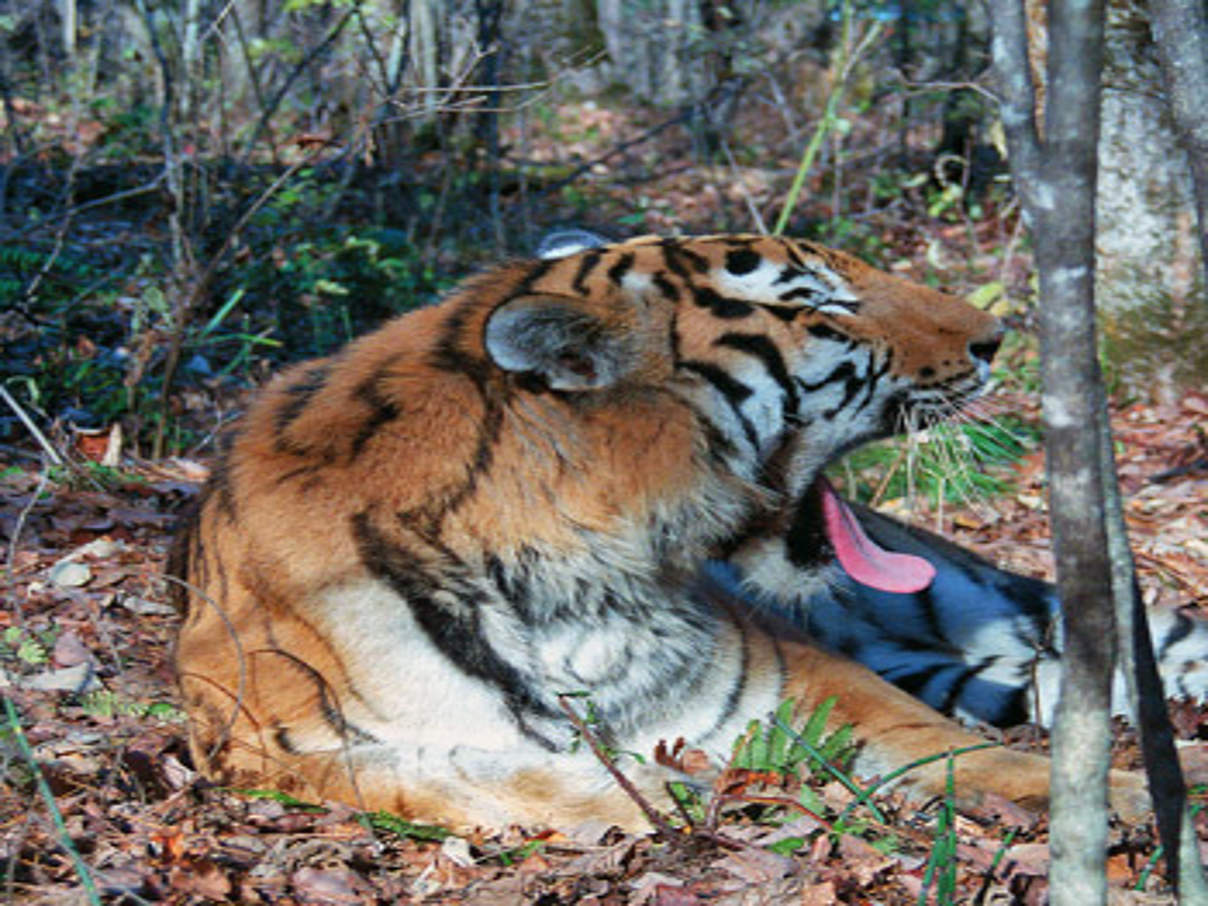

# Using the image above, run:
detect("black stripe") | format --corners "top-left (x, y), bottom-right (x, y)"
top-left (395, 398), bottom-right (502, 539)
top-left (274, 726), bottom-right (298, 754)
top-left (785, 482), bottom-right (831, 569)
top-left (269, 648), bottom-right (380, 746)
top-left (703, 618), bottom-right (751, 739)
top-left (885, 665), bottom-right (939, 699)
top-left (518, 258), bottom-right (557, 293)
top-left (783, 244), bottom-right (810, 272)
top-left (715, 332), bottom-right (800, 414)
top-left (777, 285), bottom-right (829, 304)
top-left (680, 360), bottom-right (759, 450)
top-left (669, 310), bottom-right (683, 364)
top-left (662, 244), bottom-right (691, 280)
top-left (351, 513), bottom-right (560, 744)
top-left (486, 551), bottom-right (535, 623)
top-left (606, 252), bottom-right (635, 285)
top-left (693, 286), bottom-right (753, 319)
top-left (350, 360), bottom-right (404, 458)
top-left (759, 304), bottom-right (799, 323)
top-left (797, 360), bottom-right (856, 395)
top-left (653, 272), bottom-right (681, 301)
top-left (938, 659), bottom-right (995, 715)
top-left (1159, 609), bottom-right (1195, 658)
top-left (824, 364), bottom-right (867, 420)
top-left (274, 364), bottom-right (332, 438)
top-left (691, 404), bottom-right (741, 465)
top-left (572, 250), bottom-right (603, 293)
top-left (430, 305), bottom-right (490, 389)
top-left (209, 428), bottom-right (240, 519)
top-left (670, 242), bottom-right (710, 274)
top-left (991, 686), bottom-right (1031, 727)
top-left (806, 323), bottom-right (852, 345)
top-left (274, 463), bottom-right (322, 486)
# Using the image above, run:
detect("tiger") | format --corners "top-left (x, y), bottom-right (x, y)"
top-left (173, 231), bottom-right (1178, 830)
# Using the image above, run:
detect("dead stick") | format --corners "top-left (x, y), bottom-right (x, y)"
top-left (556, 695), bottom-right (683, 845)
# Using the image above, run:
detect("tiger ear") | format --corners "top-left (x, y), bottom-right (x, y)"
top-left (534, 229), bottom-right (610, 260)
top-left (484, 295), bottom-right (636, 391)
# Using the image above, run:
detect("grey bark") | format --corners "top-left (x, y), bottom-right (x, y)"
top-left (1095, 0), bottom-right (1204, 394)
top-left (991, 0), bottom-right (1208, 899)
top-left (1106, 435), bottom-right (1208, 902)
top-left (1149, 0), bottom-right (1208, 298)
top-left (990, 2), bottom-right (1113, 902)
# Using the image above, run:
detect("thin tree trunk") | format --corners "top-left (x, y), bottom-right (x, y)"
top-left (989, 2), bottom-right (1111, 902)
top-left (475, 0), bottom-right (505, 253)
top-left (991, 0), bottom-right (1208, 899)
top-left (1106, 415), bottom-right (1208, 902)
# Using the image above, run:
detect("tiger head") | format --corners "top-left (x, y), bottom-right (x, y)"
top-left (245, 232), bottom-right (1000, 598)
top-left (482, 233), bottom-right (999, 504)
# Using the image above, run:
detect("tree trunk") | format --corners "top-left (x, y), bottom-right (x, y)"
top-left (991, 1), bottom-right (1208, 899)
top-left (990, 2), bottom-right (1113, 902)
top-left (1149, 0), bottom-right (1208, 300)
top-left (1094, 0), bottom-right (1206, 395)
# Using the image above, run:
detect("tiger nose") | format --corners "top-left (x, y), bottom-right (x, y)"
top-left (968, 322), bottom-right (1004, 365)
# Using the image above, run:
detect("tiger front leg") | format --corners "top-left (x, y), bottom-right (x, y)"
top-left (776, 640), bottom-right (1152, 823)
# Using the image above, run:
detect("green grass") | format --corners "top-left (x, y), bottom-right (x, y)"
top-left (837, 416), bottom-right (1040, 508)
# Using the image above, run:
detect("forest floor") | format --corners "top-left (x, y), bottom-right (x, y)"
top-left (4, 98), bottom-right (1208, 904)
top-left (2, 370), bottom-right (1207, 906)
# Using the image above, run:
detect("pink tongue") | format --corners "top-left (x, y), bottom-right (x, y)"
top-left (818, 479), bottom-right (936, 594)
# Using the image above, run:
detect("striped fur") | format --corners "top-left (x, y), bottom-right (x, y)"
top-left (765, 502), bottom-right (1208, 728)
top-left (172, 234), bottom-right (1151, 829)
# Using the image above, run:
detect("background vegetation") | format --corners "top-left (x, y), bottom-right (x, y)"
top-left (2, 0), bottom-right (1045, 463)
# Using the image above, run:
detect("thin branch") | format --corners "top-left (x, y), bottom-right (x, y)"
top-left (556, 695), bottom-right (683, 845)
top-left (988, 0), bottom-right (1043, 210)
top-left (240, 4), bottom-right (358, 161)
top-left (0, 386), bottom-right (64, 466)
top-left (3, 697), bottom-right (102, 906)
top-left (3, 467), bottom-right (50, 628)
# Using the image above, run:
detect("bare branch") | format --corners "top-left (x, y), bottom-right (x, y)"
top-left (987, 1), bottom-right (1043, 211)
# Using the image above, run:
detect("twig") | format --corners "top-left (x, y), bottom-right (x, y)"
top-left (718, 136), bottom-right (768, 234)
top-left (3, 697), bottom-right (102, 906)
top-left (240, 4), bottom-right (357, 161)
top-left (3, 467), bottom-right (49, 627)
top-left (0, 386), bottom-right (64, 466)
top-left (154, 147), bottom-right (323, 458)
top-left (160, 573), bottom-right (247, 765)
top-left (556, 695), bottom-right (683, 845)
top-left (4, 176), bottom-right (164, 241)
top-left (534, 109), bottom-right (694, 200)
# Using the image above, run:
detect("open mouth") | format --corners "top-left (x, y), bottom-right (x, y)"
top-left (814, 476), bottom-right (935, 594)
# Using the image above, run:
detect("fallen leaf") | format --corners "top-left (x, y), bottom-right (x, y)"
top-left (801, 881), bottom-right (837, 905)
top-left (291, 866), bottom-right (360, 903)
top-left (23, 663), bottom-right (101, 692)
top-left (49, 560), bottom-right (92, 588)
top-left (170, 859), bottom-right (231, 900)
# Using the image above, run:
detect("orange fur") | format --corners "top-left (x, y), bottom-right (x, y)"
top-left (173, 235), bottom-right (1147, 828)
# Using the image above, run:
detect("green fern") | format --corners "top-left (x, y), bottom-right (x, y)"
top-left (733, 696), bottom-right (856, 779)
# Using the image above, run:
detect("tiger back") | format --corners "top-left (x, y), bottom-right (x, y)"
top-left (172, 234), bottom-right (1148, 828)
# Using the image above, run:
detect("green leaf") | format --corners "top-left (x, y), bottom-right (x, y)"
top-left (360, 810), bottom-right (452, 841)
top-left (766, 836), bottom-right (805, 856)
top-left (17, 637), bottom-right (48, 665)
top-left (234, 788), bottom-right (328, 813)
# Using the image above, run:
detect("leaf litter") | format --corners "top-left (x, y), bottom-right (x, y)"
top-left (2, 400), bottom-right (1206, 901)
